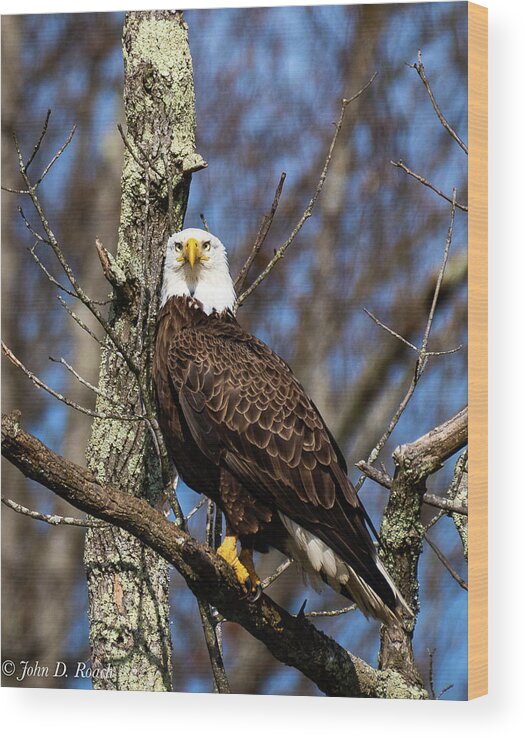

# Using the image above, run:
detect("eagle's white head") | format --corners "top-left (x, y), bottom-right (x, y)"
top-left (160, 227), bottom-right (236, 315)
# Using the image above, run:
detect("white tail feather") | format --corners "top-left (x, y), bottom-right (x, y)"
top-left (278, 513), bottom-right (410, 624)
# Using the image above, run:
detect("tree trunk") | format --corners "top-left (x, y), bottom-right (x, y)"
top-left (84, 10), bottom-right (205, 691)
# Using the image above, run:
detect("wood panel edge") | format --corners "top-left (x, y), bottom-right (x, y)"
top-left (467, 0), bottom-right (488, 702)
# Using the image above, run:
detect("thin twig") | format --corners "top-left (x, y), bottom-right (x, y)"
top-left (160, 449), bottom-right (184, 528)
top-left (409, 50), bottom-right (468, 154)
top-left (12, 134), bottom-right (142, 381)
top-left (33, 125), bottom-right (77, 188)
top-left (390, 160), bottom-right (467, 212)
top-left (428, 648), bottom-right (437, 700)
top-left (195, 500), bottom-right (230, 693)
top-left (19, 206), bottom-right (49, 244)
top-left (438, 683), bottom-right (454, 699)
top-left (199, 213), bottom-right (210, 232)
top-left (236, 73), bottom-right (377, 308)
top-left (57, 295), bottom-right (104, 345)
top-left (235, 171), bottom-right (287, 292)
top-left (49, 355), bottom-right (130, 408)
top-left (363, 308), bottom-right (462, 357)
top-left (205, 499), bottom-right (215, 547)
top-left (2, 496), bottom-right (105, 528)
top-left (186, 496), bottom-right (207, 521)
top-left (355, 193), bottom-right (458, 489)
top-left (305, 605), bottom-right (357, 618)
top-left (2, 184), bottom-right (31, 194)
top-left (28, 244), bottom-right (78, 299)
top-left (419, 190), bottom-right (457, 370)
top-left (30, 244), bottom-right (110, 306)
top-left (424, 509), bottom-right (445, 532)
top-left (25, 109), bottom-right (52, 171)
top-left (2, 342), bottom-right (143, 422)
top-left (261, 558), bottom-right (292, 589)
top-left (363, 308), bottom-right (419, 352)
top-left (424, 533), bottom-right (468, 591)
top-left (355, 461), bottom-right (392, 489)
top-left (197, 600), bottom-right (231, 693)
top-left (355, 460), bottom-right (467, 516)
top-left (4, 125), bottom-right (78, 194)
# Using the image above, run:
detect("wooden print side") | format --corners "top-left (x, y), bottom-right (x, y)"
top-left (467, 0), bottom-right (488, 701)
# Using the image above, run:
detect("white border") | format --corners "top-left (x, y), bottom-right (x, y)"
top-left (1, 0), bottom-right (524, 735)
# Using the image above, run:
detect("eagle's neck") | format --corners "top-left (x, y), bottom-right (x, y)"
top-left (160, 262), bottom-right (236, 315)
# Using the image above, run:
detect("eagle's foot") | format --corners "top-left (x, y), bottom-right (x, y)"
top-left (239, 548), bottom-right (262, 602)
top-left (217, 535), bottom-right (261, 600)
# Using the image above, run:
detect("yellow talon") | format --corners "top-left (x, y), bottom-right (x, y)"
top-left (217, 535), bottom-right (261, 599)
top-left (217, 535), bottom-right (250, 586)
top-left (239, 548), bottom-right (261, 590)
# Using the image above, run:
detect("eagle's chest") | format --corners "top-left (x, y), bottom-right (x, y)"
top-left (153, 303), bottom-right (221, 498)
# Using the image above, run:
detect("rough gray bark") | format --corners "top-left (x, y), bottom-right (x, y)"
top-left (84, 10), bottom-right (205, 691)
top-left (378, 407), bottom-right (468, 683)
top-left (450, 451), bottom-right (468, 560)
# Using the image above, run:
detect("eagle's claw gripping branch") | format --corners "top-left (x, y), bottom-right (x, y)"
top-left (216, 534), bottom-right (262, 599)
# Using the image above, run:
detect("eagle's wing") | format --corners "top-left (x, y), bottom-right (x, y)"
top-left (167, 317), bottom-right (393, 603)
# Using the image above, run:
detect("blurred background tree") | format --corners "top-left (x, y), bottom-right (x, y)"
top-left (1, 2), bottom-right (467, 697)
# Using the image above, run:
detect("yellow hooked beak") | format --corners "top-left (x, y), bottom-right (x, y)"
top-left (185, 238), bottom-right (200, 269)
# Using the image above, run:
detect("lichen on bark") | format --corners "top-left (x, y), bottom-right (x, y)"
top-left (84, 10), bottom-right (204, 691)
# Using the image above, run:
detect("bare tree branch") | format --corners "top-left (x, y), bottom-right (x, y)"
top-left (56, 295), bottom-right (104, 345)
top-left (28, 243), bottom-right (77, 298)
top-left (197, 500), bottom-right (231, 694)
top-left (7, 129), bottom-right (143, 381)
top-left (19, 207), bottom-right (49, 243)
top-left (33, 124), bottom-right (77, 188)
top-left (423, 493), bottom-right (467, 517)
top-left (236, 73), bottom-right (377, 308)
top-left (409, 49), bottom-right (468, 154)
top-left (363, 308), bottom-right (462, 357)
top-left (187, 496), bottom-right (207, 521)
top-left (363, 308), bottom-right (419, 351)
top-left (198, 599), bottom-right (231, 693)
top-left (261, 558), bottom-right (292, 590)
top-left (356, 192), bottom-right (458, 490)
top-left (1, 496), bottom-right (104, 528)
top-left (305, 605), bottom-right (357, 618)
top-left (48, 355), bottom-right (130, 408)
top-left (355, 460), bottom-right (468, 516)
top-left (25, 109), bottom-right (52, 171)
top-left (424, 533), bottom-right (468, 591)
top-left (2, 342), bottom-right (143, 422)
top-left (235, 171), bottom-right (287, 292)
top-left (1, 410), bottom-right (426, 700)
top-left (420, 191), bottom-right (457, 360)
top-left (390, 160), bottom-right (467, 211)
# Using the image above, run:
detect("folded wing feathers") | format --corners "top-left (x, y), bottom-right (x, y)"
top-left (165, 305), bottom-right (411, 625)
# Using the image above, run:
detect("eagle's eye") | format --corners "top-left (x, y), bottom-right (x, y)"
top-left (202, 241), bottom-right (211, 252)
top-left (174, 242), bottom-right (183, 252)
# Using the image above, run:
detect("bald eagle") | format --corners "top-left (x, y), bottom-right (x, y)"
top-left (153, 228), bottom-right (408, 624)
